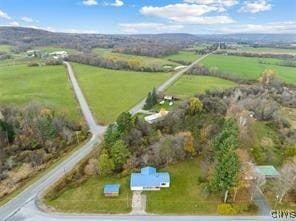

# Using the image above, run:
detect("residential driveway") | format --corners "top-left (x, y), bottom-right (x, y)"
top-left (131, 191), bottom-right (146, 215)
top-left (253, 188), bottom-right (271, 216)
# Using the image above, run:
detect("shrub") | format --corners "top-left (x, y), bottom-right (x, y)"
top-left (284, 145), bottom-right (296, 158)
top-left (217, 203), bottom-right (237, 215)
top-left (27, 62), bottom-right (39, 67)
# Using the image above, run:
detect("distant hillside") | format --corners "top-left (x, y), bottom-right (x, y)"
top-left (1, 26), bottom-right (295, 55)
top-left (0, 27), bottom-right (197, 56)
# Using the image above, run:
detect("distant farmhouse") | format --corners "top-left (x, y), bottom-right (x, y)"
top-left (26, 50), bottom-right (41, 58)
top-left (130, 166), bottom-right (170, 191)
top-left (49, 51), bottom-right (68, 60)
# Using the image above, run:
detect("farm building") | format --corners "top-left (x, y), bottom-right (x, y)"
top-left (130, 166), bottom-right (170, 191)
top-left (255, 165), bottom-right (280, 178)
top-left (144, 109), bottom-right (168, 124)
top-left (49, 51), bottom-right (68, 59)
top-left (104, 184), bottom-right (120, 197)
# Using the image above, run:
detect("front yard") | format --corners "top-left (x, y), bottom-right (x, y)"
top-left (45, 176), bottom-right (132, 214)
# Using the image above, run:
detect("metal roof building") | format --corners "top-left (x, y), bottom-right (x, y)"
top-left (104, 184), bottom-right (120, 197)
top-left (256, 165), bottom-right (280, 178)
top-left (130, 166), bottom-right (170, 191)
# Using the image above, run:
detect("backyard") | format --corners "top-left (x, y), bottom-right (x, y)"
top-left (73, 63), bottom-right (171, 124)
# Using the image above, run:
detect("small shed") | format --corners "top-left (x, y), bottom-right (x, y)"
top-left (104, 184), bottom-right (120, 197)
top-left (255, 165), bottom-right (280, 178)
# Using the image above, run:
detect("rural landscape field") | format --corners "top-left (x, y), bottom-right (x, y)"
top-left (0, 0), bottom-right (295, 221)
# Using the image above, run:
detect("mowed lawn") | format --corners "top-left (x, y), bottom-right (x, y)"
top-left (0, 44), bottom-right (11, 52)
top-left (166, 75), bottom-right (237, 98)
top-left (0, 64), bottom-right (79, 121)
top-left (45, 176), bottom-right (132, 213)
top-left (234, 46), bottom-right (296, 54)
top-left (201, 54), bottom-right (296, 84)
top-left (164, 50), bottom-right (201, 64)
top-left (146, 159), bottom-right (221, 214)
top-left (92, 47), bottom-right (177, 67)
top-left (72, 63), bottom-right (171, 124)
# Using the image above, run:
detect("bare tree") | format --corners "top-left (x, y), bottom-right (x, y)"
top-left (276, 157), bottom-right (296, 203)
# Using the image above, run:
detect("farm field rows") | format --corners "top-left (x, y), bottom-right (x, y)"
top-left (166, 75), bottom-right (237, 98)
top-left (0, 63), bottom-right (79, 121)
top-left (73, 63), bottom-right (171, 124)
top-left (201, 54), bottom-right (296, 84)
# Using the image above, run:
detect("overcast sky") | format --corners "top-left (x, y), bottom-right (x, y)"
top-left (0, 0), bottom-right (295, 34)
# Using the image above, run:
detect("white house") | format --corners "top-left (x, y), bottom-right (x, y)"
top-left (144, 110), bottom-right (168, 124)
top-left (49, 51), bottom-right (68, 60)
top-left (130, 166), bottom-right (170, 191)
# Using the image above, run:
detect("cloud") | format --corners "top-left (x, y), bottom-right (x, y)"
top-left (239, 0), bottom-right (272, 13)
top-left (9, 21), bottom-right (20, 26)
top-left (183, 0), bottom-right (238, 7)
top-left (0, 9), bottom-right (11, 20)
top-left (119, 22), bottom-right (184, 33)
top-left (82, 0), bottom-right (98, 6)
top-left (111, 0), bottom-right (124, 7)
top-left (21, 16), bottom-right (35, 23)
top-left (140, 3), bottom-right (235, 24)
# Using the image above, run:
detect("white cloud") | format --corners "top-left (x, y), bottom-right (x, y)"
top-left (183, 0), bottom-right (238, 7)
top-left (111, 0), bottom-right (124, 7)
top-left (239, 0), bottom-right (272, 13)
top-left (119, 22), bottom-right (184, 33)
top-left (21, 16), bottom-right (35, 23)
top-left (140, 3), bottom-right (235, 24)
top-left (0, 9), bottom-right (11, 20)
top-left (9, 21), bottom-right (20, 26)
top-left (82, 0), bottom-right (98, 6)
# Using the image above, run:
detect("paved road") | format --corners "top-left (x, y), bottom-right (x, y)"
top-left (1, 56), bottom-right (271, 221)
top-left (0, 62), bottom-right (106, 221)
top-left (129, 53), bottom-right (210, 114)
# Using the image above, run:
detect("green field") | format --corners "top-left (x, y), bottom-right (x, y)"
top-left (164, 50), bottom-right (200, 64)
top-left (0, 63), bottom-right (79, 121)
top-left (166, 75), bottom-right (237, 98)
top-left (146, 159), bottom-right (221, 214)
top-left (0, 44), bottom-right (11, 53)
top-left (36, 46), bottom-right (79, 54)
top-left (73, 63), bottom-right (171, 124)
top-left (92, 47), bottom-right (177, 67)
top-left (45, 175), bottom-right (132, 213)
top-left (201, 54), bottom-right (296, 84)
top-left (232, 46), bottom-right (296, 54)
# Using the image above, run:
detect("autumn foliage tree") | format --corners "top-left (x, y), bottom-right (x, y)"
top-left (187, 97), bottom-right (203, 115)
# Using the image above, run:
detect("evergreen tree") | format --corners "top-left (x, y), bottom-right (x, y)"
top-left (110, 140), bottom-right (130, 171)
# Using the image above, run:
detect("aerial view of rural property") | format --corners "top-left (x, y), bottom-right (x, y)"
top-left (0, 0), bottom-right (295, 220)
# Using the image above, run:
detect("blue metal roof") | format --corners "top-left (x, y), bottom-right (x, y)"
top-left (256, 166), bottom-right (280, 176)
top-left (141, 166), bottom-right (157, 175)
top-left (131, 167), bottom-right (170, 188)
top-left (104, 184), bottom-right (120, 193)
